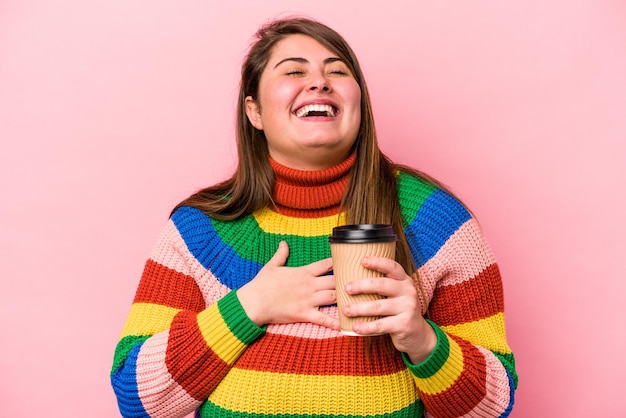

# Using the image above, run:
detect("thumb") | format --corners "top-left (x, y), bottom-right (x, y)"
top-left (266, 240), bottom-right (289, 267)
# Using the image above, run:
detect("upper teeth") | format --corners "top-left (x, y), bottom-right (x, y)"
top-left (296, 104), bottom-right (336, 117)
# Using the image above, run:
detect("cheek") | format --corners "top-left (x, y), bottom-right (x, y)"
top-left (345, 82), bottom-right (362, 131)
top-left (342, 81), bottom-right (362, 111)
top-left (263, 80), bottom-right (300, 110)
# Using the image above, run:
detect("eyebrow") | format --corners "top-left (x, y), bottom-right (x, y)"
top-left (273, 56), bottom-right (344, 69)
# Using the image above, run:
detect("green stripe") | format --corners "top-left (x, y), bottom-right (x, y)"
top-left (218, 290), bottom-right (266, 345)
top-left (110, 335), bottom-right (150, 375)
top-left (209, 171), bottom-right (439, 268)
top-left (199, 397), bottom-right (424, 418)
top-left (211, 215), bottom-right (332, 267)
top-left (396, 172), bottom-right (438, 227)
top-left (402, 320), bottom-right (449, 379)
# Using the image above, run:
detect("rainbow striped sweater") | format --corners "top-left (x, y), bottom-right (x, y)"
top-left (111, 154), bottom-right (517, 418)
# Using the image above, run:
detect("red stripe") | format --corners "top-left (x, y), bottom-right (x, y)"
top-left (134, 260), bottom-right (205, 311)
top-left (421, 335), bottom-right (487, 416)
top-left (273, 204), bottom-right (341, 218)
top-left (428, 264), bottom-right (504, 326)
top-left (236, 333), bottom-right (405, 375)
top-left (165, 311), bottom-right (229, 401)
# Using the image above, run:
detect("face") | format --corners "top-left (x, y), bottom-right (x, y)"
top-left (245, 34), bottom-right (362, 170)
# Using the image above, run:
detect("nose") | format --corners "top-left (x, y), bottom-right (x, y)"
top-left (310, 84), bottom-right (330, 92)
top-left (309, 73), bottom-right (331, 92)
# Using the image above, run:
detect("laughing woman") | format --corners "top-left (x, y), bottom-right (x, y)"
top-left (111, 17), bottom-right (517, 418)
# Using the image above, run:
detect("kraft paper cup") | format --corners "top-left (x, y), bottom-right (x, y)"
top-left (329, 224), bottom-right (397, 336)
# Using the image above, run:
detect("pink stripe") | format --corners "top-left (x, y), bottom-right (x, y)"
top-left (458, 346), bottom-right (512, 417)
top-left (151, 220), bottom-right (230, 305)
top-left (196, 272), bottom-right (230, 307)
top-left (150, 220), bottom-right (206, 278)
top-left (266, 306), bottom-right (343, 338)
top-left (136, 330), bottom-right (203, 417)
top-left (417, 219), bottom-right (496, 310)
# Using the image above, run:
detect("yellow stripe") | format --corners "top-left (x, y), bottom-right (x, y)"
top-left (120, 303), bottom-right (181, 338)
top-left (253, 207), bottom-right (346, 236)
top-left (196, 305), bottom-right (246, 365)
top-left (210, 368), bottom-right (418, 415)
top-left (413, 336), bottom-right (464, 395)
top-left (440, 313), bottom-right (512, 354)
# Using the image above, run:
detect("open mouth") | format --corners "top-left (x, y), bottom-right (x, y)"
top-left (295, 104), bottom-right (338, 118)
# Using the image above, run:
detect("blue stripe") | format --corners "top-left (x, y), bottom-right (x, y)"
top-left (405, 189), bottom-right (471, 267)
top-left (111, 342), bottom-right (149, 418)
top-left (172, 206), bottom-right (262, 289)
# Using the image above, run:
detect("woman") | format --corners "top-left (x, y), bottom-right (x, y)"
top-left (111, 17), bottom-right (518, 418)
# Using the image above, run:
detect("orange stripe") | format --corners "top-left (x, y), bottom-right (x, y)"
top-left (134, 260), bottom-right (205, 311)
top-left (165, 311), bottom-right (230, 401)
top-left (235, 333), bottom-right (405, 375)
top-left (429, 264), bottom-right (504, 326)
top-left (421, 335), bottom-right (487, 416)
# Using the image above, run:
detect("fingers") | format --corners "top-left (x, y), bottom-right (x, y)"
top-left (361, 256), bottom-right (406, 279)
top-left (345, 276), bottom-right (407, 298)
top-left (350, 317), bottom-right (385, 336)
top-left (307, 308), bottom-right (340, 331)
top-left (267, 242), bottom-right (332, 277)
top-left (345, 257), bottom-right (412, 297)
top-left (266, 241), bottom-right (289, 267)
top-left (344, 300), bottom-right (420, 337)
top-left (343, 295), bottom-right (417, 319)
top-left (343, 297), bottom-right (390, 318)
top-left (310, 288), bottom-right (336, 307)
top-left (343, 273), bottom-right (419, 319)
top-left (314, 274), bottom-right (336, 292)
top-left (304, 257), bottom-right (333, 276)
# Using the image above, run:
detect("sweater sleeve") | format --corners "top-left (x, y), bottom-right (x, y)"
top-left (110, 217), bottom-right (265, 418)
top-left (400, 183), bottom-right (518, 417)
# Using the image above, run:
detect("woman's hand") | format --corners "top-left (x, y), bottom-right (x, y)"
top-left (342, 256), bottom-right (437, 364)
top-left (237, 241), bottom-right (340, 330)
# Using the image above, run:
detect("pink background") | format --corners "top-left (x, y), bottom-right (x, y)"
top-left (1, 1), bottom-right (625, 417)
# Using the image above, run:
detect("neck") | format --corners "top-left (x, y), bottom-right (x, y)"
top-left (270, 151), bottom-right (356, 217)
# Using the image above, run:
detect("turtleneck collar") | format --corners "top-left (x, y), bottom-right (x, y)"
top-left (269, 151), bottom-right (356, 217)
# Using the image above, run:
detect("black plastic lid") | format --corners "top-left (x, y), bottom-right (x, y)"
top-left (328, 224), bottom-right (397, 243)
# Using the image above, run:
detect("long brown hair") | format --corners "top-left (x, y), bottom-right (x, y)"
top-left (174, 17), bottom-right (449, 284)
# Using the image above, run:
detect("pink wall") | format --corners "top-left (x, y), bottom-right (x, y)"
top-left (1, 1), bottom-right (624, 416)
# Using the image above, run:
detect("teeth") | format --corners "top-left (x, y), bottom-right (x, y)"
top-left (296, 104), bottom-right (336, 117)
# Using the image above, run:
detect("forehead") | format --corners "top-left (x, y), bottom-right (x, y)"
top-left (267, 34), bottom-right (340, 65)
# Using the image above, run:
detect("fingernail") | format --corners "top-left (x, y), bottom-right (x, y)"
top-left (345, 283), bottom-right (352, 293)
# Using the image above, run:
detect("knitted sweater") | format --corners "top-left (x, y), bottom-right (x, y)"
top-left (111, 154), bottom-right (518, 418)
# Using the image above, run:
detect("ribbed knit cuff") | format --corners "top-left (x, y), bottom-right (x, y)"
top-left (217, 290), bottom-right (266, 344)
top-left (401, 319), bottom-right (450, 377)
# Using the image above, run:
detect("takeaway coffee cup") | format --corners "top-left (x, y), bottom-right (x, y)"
top-left (329, 224), bottom-right (397, 336)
